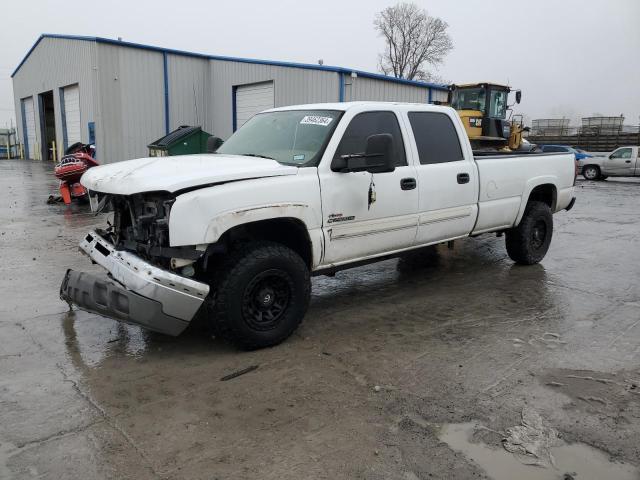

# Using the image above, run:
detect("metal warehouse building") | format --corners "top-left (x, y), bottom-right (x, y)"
top-left (12, 34), bottom-right (449, 163)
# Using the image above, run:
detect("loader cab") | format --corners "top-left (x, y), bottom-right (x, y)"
top-left (450, 83), bottom-right (522, 151)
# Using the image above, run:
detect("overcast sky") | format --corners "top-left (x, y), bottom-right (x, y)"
top-left (1, 0), bottom-right (638, 129)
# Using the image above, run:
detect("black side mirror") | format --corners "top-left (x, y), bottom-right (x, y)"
top-left (333, 134), bottom-right (395, 173)
top-left (515, 90), bottom-right (522, 104)
top-left (207, 136), bottom-right (224, 153)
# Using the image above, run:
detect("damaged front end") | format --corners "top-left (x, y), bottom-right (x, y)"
top-left (60, 192), bottom-right (210, 336)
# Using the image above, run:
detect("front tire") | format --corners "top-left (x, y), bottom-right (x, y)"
top-left (505, 201), bottom-right (553, 265)
top-left (582, 165), bottom-right (600, 180)
top-left (208, 241), bottom-right (310, 350)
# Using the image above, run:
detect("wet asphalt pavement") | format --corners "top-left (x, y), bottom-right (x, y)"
top-left (0, 159), bottom-right (639, 479)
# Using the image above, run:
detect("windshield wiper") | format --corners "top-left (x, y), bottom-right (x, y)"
top-left (240, 153), bottom-right (275, 160)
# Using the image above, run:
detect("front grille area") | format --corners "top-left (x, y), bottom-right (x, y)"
top-left (108, 193), bottom-right (175, 263)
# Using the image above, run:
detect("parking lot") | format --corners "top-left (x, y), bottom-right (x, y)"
top-left (1, 159), bottom-right (639, 479)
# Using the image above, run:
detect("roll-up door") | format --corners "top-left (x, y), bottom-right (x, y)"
top-left (21, 97), bottom-right (36, 159)
top-left (63, 84), bottom-right (81, 147)
top-left (235, 81), bottom-right (274, 130)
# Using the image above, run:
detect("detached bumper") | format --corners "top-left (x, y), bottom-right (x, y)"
top-left (60, 231), bottom-right (209, 336)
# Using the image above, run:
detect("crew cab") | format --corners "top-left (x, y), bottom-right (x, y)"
top-left (580, 146), bottom-right (640, 180)
top-left (60, 102), bottom-right (576, 349)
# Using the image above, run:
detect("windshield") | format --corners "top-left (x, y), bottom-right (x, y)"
top-left (216, 110), bottom-right (342, 166)
top-left (451, 88), bottom-right (486, 112)
top-left (488, 89), bottom-right (508, 119)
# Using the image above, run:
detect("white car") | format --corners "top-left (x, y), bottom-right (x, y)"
top-left (580, 146), bottom-right (640, 180)
top-left (61, 102), bottom-right (576, 349)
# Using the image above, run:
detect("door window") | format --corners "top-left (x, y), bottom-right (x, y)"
top-left (611, 148), bottom-right (632, 159)
top-left (488, 90), bottom-right (508, 119)
top-left (408, 112), bottom-right (464, 164)
top-left (334, 111), bottom-right (407, 167)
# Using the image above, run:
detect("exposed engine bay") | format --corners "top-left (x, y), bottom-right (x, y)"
top-left (94, 192), bottom-right (203, 270)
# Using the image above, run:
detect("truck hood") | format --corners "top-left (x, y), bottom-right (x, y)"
top-left (81, 154), bottom-right (298, 195)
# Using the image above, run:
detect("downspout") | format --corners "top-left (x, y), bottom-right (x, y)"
top-left (338, 73), bottom-right (345, 102)
top-left (428, 88), bottom-right (433, 104)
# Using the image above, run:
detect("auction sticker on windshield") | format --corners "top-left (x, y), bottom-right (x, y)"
top-left (300, 116), bottom-right (333, 126)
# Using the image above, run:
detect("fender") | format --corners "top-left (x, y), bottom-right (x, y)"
top-left (167, 171), bottom-right (323, 261)
top-left (204, 203), bottom-right (310, 242)
top-left (514, 176), bottom-right (558, 225)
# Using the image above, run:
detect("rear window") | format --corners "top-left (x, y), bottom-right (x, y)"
top-left (408, 112), bottom-right (464, 164)
top-left (542, 146), bottom-right (567, 153)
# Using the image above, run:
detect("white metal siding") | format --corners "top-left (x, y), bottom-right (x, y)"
top-left (235, 81), bottom-right (274, 129)
top-left (95, 43), bottom-right (165, 163)
top-left (21, 97), bottom-right (36, 159)
top-left (63, 84), bottom-right (81, 146)
top-left (346, 76), bottom-right (429, 103)
top-left (167, 54), bottom-right (210, 132)
top-left (431, 89), bottom-right (449, 103)
top-left (210, 60), bottom-right (339, 139)
top-left (11, 37), bottom-right (96, 160)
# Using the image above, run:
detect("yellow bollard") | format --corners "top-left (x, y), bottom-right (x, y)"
top-left (20, 143), bottom-right (24, 159)
top-left (52, 141), bottom-right (57, 163)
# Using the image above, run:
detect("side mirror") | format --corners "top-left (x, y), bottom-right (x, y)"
top-left (332, 134), bottom-right (395, 173)
top-left (515, 90), bottom-right (522, 104)
top-left (207, 136), bottom-right (224, 153)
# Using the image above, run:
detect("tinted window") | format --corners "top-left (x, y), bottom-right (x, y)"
top-left (542, 146), bottom-right (567, 153)
top-left (408, 112), bottom-right (464, 164)
top-left (334, 111), bottom-right (407, 166)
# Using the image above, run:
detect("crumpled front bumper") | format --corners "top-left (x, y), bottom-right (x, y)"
top-left (60, 231), bottom-right (209, 336)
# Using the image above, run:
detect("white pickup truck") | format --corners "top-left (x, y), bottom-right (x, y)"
top-left (61, 102), bottom-right (576, 349)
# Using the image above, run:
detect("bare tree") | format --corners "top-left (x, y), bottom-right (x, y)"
top-left (374, 2), bottom-right (453, 82)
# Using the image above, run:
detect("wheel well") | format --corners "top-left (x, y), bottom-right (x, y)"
top-left (583, 164), bottom-right (600, 172)
top-left (215, 218), bottom-right (313, 268)
top-left (528, 184), bottom-right (557, 210)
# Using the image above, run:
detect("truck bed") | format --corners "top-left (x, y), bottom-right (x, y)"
top-left (472, 152), bottom-right (575, 234)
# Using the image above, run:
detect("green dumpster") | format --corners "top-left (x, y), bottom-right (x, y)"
top-left (148, 126), bottom-right (212, 157)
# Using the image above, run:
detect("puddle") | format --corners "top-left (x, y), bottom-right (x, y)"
top-left (439, 422), bottom-right (638, 480)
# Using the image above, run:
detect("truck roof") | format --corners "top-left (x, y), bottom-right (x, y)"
top-left (267, 101), bottom-right (452, 113)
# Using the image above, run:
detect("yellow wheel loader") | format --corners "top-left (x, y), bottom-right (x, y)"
top-left (449, 83), bottom-right (527, 151)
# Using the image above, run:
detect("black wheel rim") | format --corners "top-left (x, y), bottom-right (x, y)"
top-left (241, 269), bottom-right (291, 331)
top-left (531, 220), bottom-right (547, 250)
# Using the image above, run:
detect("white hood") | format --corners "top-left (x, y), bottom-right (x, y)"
top-left (81, 154), bottom-right (298, 195)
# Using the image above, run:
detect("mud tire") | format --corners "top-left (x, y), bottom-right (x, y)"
top-left (207, 241), bottom-right (310, 350)
top-left (505, 201), bottom-right (553, 265)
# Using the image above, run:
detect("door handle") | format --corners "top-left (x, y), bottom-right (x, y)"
top-left (400, 177), bottom-right (416, 190)
top-left (625, 160), bottom-right (631, 163)
top-left (457, 173), bottom-right (470, 184)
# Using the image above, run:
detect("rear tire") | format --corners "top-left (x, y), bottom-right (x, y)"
top-left (207, 241), bottom-right (310, 350)
top-left (582, 165), bottom-right (600, 180)
top-left (505, 201), bottom-right (553, 265)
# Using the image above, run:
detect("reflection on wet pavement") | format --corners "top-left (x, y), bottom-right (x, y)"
top-left (439, 421), bottom-right (638, 480)
top-left (1, 160), bottom-right (639, 479)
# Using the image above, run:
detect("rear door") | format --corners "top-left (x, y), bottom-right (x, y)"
top-left (604, 147), bottom-right (634, 176)
top-left (406, 110), bottom-right (479, 245)
top-left (319, 110), bottom-right (418, 265)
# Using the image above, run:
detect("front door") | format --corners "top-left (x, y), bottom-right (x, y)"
top-left (319, 111), bottom-right (418, 266)
top-left (604, 147), bottom-right (634, 176)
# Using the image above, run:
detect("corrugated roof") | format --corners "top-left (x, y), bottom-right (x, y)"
top-left (11, 33), bottom-right (448, 91)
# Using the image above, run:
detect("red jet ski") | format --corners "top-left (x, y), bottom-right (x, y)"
top-left (54, 143), bottom-right (98, 205)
